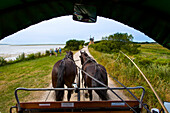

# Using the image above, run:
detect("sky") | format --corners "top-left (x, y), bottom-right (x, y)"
top-left (0, 16), bottom-right (155, 44)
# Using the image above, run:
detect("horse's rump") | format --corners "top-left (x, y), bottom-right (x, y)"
top-left (52, 58), bottom-right (77, 88)
top-left (93, 64), bottom-right (109, 100)
top-left (64, 58), bottom-right (77, 87)
top-left (80, 51), bottom-right (109, 100)
top-left (92, 64), bottom-right (108, 87)
top-left (52, 51), bottom-right (77, 101)
top-left (57, 59), bottom-right (65, 88)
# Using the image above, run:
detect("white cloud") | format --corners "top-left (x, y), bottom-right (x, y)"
top-left (0, 16), bottom-right (154, 44)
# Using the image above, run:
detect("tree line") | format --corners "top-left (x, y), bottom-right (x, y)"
top-left (90, 33), bottom-right (141, 54)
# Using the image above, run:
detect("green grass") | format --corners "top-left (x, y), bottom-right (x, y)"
top-left (0, 53), bottom-right (65, 113)
top-left (89, 44), bottom-right (170, 110)
top-left (139, 44), bottom-right (170, 59)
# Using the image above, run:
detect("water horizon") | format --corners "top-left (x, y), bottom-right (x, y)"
top-left (0, 44), bottom-right (65, 61)
top-left (0, 43), bottom-right (65, 45)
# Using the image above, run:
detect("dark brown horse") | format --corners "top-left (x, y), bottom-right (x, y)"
top-left (52, 51), bottom-right (77, 101)
top-left (79, 51), bottom-right (109, 101)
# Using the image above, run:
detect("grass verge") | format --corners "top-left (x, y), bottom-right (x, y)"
top-left (89, 44), bottom-right (170, 110)
top-left (0, 53), bottom-right (65, 113)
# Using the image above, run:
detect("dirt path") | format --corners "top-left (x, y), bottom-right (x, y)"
top-left (38, 46), bottom-right (129, 102)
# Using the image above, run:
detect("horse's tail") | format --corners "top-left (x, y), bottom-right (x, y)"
top-left (55, 60), bottom-right (65, 101)
top-left (93, 65), bottom-right (110, 100)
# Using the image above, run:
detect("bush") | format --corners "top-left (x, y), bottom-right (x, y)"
top-left (35, 52), bottom-right (41, 58)
top-left (85, 42), bottom-right (89, 46)
top-left (17, 52), bottom-right (25, 61)
top-left (26, 53), bottom-right (35, 60)
top-left (45, 50), bottom-right (50, 56)
top-left (79, 45), bottom-right (83, 50)
top-left (91, 33), bottom-right (140, 54)
top-left (126, 44), bottom-right (141, 54)
top-left (0, 57), bottom-right (7, 66)
top-left (64, 39), bottom-right (85, 50)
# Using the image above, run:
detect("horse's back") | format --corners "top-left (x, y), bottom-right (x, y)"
top-left (52, 60), bottom-right (62, 88)
top-left (84, 63), bottom-right (108, 86)
top-left (84, 64), bottom-right (95, 87)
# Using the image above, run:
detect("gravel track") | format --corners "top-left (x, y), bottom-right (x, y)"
top-left (38, 46), bottom-right (129, 102)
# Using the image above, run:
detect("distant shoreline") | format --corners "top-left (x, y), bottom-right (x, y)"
top-left (0, 44), bottom-right (65, 61)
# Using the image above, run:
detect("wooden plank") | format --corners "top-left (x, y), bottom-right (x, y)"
top-left (27, 111), bottom-right (133, 113)
top-left (20, 101), bottom-right (139, 109)
top-left (17, 101), bottom-right (141, 113)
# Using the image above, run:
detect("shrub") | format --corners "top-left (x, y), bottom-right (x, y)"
top-left (125, 44), bottom-right (141, 54)
top-left (85, 42), bottom-right (89, 46)
top-left (35, 52), bottom-right (41, 58)
top-left (0, 57), bottom-right (7, 66)
top-left (18, 52), bottom-right (25, 61)
top-left (45, 50), bottom-right (50, 56)
top-left (15, 53), bottom-right (25, 62)
top-left (79, 45), bottom-right (83, 50)
top-left (27, 53), bottom-right (35, 60)
top-left (64, 39), bottom-right (85, 50)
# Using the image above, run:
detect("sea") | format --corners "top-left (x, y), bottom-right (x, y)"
top-left (0, 44), bottom-right (65, 61)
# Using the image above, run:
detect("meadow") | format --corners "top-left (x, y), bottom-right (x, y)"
top-left (0, 53), bottom-right (65, 113)
top-left (89, 43), bottom-right (170, 110)
top-left (0, 43), bottom-right (169, 112)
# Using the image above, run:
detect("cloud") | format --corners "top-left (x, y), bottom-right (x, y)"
top-left (0, 16), bottom-right (154, 44)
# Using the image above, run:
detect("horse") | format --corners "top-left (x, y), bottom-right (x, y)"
top-left (52, 51), bottom-right (77, 101)
top-left (79, 51), bottom-right (109, 101)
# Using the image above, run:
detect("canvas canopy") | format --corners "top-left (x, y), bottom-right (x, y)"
top-left (0, 0), bottom-right (169, 48)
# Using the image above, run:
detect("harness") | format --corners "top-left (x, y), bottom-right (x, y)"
top-left (82, 56), bottom-right (96, 69)
top-left (64, 54), bottom-right (75, 63)
top-left (81, 56), bottom-right (99, 89)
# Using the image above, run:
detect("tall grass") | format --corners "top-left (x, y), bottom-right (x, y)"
top-left (89, 44), bottom-right (170, 109)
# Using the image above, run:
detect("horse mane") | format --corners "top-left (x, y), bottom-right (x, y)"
top-left (65, 51), bottom-right (74, 61)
